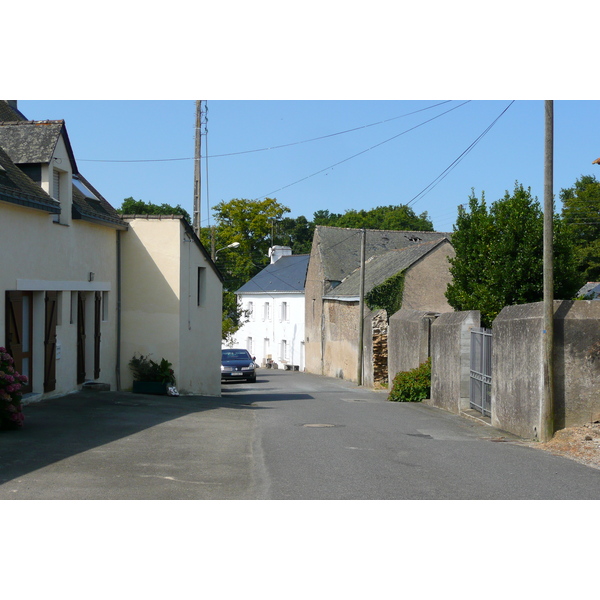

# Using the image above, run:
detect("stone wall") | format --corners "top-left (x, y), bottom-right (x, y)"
top-left (362, 309), bottom-right (388, 388)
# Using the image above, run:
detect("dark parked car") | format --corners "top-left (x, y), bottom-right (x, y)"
top-left (221, 349), bottom-right (256, 383)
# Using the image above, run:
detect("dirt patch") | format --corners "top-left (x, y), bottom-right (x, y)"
top-left (525, 422), bottom-right (600, 470)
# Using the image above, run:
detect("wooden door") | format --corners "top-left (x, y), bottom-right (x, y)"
top-left (44, 291), bottom-right (58, 392)
top-left (77, 292), bottom-right (86, 384)
top-left (5, 291), bottom-right (33, 394)
top-left (94, 291), bottom-right (101, 380)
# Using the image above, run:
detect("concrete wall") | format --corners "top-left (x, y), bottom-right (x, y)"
top-left (492, 300), bottom-right (600, 439)
top-left (430, 311), bottom-right (480, 414)
top-left (388, 308), bottom-right (439, 383)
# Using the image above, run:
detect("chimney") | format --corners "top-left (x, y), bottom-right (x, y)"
top-left (7, 101), bottom-right (18, 109)
top-left (269, 245), bottom-right (292, 264)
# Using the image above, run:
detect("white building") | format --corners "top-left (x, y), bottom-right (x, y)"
top-left (233, 247), bottom-right (309, 371)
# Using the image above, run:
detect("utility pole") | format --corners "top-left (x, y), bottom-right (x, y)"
top-left (357, 228), bottom-right (366, 385)
top-left (193, 101), bottom-right (201, 236)
top-left (193, 101), bottom-right (208, 237)
top-left (541, 100), bottom-right (554, 442)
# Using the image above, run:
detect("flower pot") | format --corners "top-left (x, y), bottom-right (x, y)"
top-left (132, 381), bottom-right (168, 395)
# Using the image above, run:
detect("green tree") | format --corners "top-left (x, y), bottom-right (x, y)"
top-left (200, 198), bottom-right (290, 342)
top-left (275, 215), bottom-right (315, 254)
top-left (312, 204), bottom-right (433, 231)
top-left (313, 209), bottom-right (342, 225)
top-left (560, 174), bottom-right (600, 281)
top-left (118, 197), bottom-right (192, 224)
top-left (446, 183), bottom-right (581, 327)
top-left (201, 197), bottom-right (290, 292)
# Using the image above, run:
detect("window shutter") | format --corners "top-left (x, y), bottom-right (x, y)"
top-left (53, 169), bottom-right (61, 200)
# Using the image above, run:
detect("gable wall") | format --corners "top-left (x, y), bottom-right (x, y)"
top-left (120, 218), bottom-right (222, 395)
top-left (402, 241), bottom-right (455, 313)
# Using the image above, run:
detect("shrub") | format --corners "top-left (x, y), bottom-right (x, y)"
top-left (128, 354), bottom-right (176, 385)
top-left (387, 358), bottom-right (431, 402)
top-left (0, 347), bottom-right (27, 429)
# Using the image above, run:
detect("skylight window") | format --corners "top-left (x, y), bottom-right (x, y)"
top-left (72, 175), bottom-right (99, 200)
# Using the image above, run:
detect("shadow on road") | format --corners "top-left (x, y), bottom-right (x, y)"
top-left (0, 385), bottom-right (316, 486)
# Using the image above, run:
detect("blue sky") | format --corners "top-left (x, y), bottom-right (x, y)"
top-left (16, 99), bottom-right (600, 233)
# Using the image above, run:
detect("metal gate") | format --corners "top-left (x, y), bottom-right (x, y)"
top-left (470, 327), bottom-right (492, 417)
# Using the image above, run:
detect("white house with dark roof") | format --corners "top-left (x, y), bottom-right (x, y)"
top-left (233, 246), bottom-right (309, 371)
top-left (0, 100), bottom-right (223, 400)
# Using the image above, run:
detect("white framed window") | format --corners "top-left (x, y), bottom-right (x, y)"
top-left (247, 337), bottom-right (253, 354)
top-left (263, 301), bottom-right (270, 321)
top-left (264, 338), bottom-right (270, 357)
top-left (247, 301), bottom-right (254, 321)
top-left (280, 301), bottom-right (288, 322)
top-left (280, 339), bottom-right (288, 361)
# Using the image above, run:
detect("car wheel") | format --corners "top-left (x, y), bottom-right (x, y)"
top-left (248, 376), bottom-right (256, 383)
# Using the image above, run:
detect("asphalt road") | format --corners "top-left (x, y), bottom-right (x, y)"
top-left (1, 369), bottom-right (599, 499)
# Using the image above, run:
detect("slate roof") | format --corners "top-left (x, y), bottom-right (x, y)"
top-left (577, 282), bottom-right (600, 299)
top-left (0, 101), bottom-right (27, 121)
top-left (236, 254), bottom-right (310, 294)
top-left (0, 146), bottom-right (60, 213)
top-left (0, 120), bottom-right (78, 171)
top-left (314, 225), bottom-right (451, 284)
top-left (0, 100), bottom-right (125, 229)
top-left (325, 238), bottom-right (449, 298)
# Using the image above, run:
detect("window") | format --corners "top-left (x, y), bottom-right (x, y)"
top-left (197, 267), bottom-right (206, 306)
top-left (263, 301), bottom-right (270, 321)
top-left (280, 339), bottom-right (287, 361)
top-left (264, 338), bottom-right (270, 358)
top-left (247, 301), bottom-right (254, 320)
top-left (280, 301), bottom-right (288, 322)
top-left (247, 337), bottom-right (253, 353)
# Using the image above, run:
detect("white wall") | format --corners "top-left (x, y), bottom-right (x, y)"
top-left (232, 292), bottom-right (305, 370)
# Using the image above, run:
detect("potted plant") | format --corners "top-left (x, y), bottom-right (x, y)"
top-left (129, 354), bottom-right (176, 395)
top-left (0, 347), bottom-right (27, 430)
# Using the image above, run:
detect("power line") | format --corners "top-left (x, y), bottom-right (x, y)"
top-left (253, 101), bottom-right (471, 201)
top-left (76, 101), bottom-right (454, 163)
top-left (406, 101), bottom-right (515, 207)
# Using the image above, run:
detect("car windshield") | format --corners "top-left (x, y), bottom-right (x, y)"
top-left (222, 350), bottom-right (251, 361)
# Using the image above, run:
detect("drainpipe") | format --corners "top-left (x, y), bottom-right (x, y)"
top-left (116, 230), bottom-right (122, 391)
